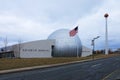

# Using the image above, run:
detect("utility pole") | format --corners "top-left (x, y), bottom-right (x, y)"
top-left (91, 36), bottom-right (100, 60)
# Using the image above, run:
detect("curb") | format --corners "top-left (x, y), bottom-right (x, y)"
top-left (0, 59), bottom-right (92, 74)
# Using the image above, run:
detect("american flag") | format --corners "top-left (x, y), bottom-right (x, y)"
top-left (69, 26), bottom-right (78, 37)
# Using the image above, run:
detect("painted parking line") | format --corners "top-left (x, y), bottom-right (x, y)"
top-left (102, 69), bottom-right (118, 80)
top-left (91, 63), bottom-right (101, 68)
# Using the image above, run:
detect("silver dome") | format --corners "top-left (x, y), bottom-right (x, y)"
top-left (48, 29), bottom-right (82, 57)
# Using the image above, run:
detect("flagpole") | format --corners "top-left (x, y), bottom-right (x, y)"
top-left (77, 25), bottom-right (79, 58)
top-left (76, 27), bottom-right (79, 58)
top-left (76, 26), bottom-right (79, 58)
top-left (69, 26), bottom-right (79, 57)
top-left (75, 35), bottom-right (78, 58)
top-left (75, 36), bottom-right (78, 58)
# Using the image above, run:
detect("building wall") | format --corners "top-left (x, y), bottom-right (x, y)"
top-left (12, 44), bottom-right (20, 58)
top-left (1, 39), bottom-right (92, 58)
top-left (81, 46), bottom-right (92, 57)
top-left (16, 40), bottom-right (55, 58)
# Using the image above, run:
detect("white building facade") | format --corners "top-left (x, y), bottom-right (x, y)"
top-left (4, 40), bottom-right (55, 58)
top-left (81, 46), bottom-right (92, 57)
top-left (0, 40), bottom-right (92, 58)
top-left (20, 40), bottom-right (55, 58)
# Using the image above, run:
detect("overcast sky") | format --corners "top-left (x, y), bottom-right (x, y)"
top-left (0, 0), bottom-right (120, 50)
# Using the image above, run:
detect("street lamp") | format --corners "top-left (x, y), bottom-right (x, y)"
top-left (104, 13), bottom-right (109, 55)
top-left (91, 36), bottom-right (100, 60)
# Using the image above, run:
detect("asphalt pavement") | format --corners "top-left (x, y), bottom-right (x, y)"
top-left (0, 56), bottom-right (120, 80)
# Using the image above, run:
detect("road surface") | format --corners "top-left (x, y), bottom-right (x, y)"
top-left (0, 56), bottom-right (120, 80)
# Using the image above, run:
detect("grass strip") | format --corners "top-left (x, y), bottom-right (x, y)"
top-left (0, 53), bottom-right (119, 70)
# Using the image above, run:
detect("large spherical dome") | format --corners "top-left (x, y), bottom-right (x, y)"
top-left (48, 29), bottom-right (82, 57)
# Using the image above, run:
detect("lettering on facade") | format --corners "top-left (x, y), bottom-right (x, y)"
top-left (22, 49), bottom-right (49, 52)
top-left (82, 51), bottom-right (91, 52)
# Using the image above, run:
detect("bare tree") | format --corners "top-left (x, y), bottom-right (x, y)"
top-left (18, 39), bottom-right (22, 58)
top-left (1, 36), bottom-right (8, 58)
top-left (3, 36), bottom-right (8, 52)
